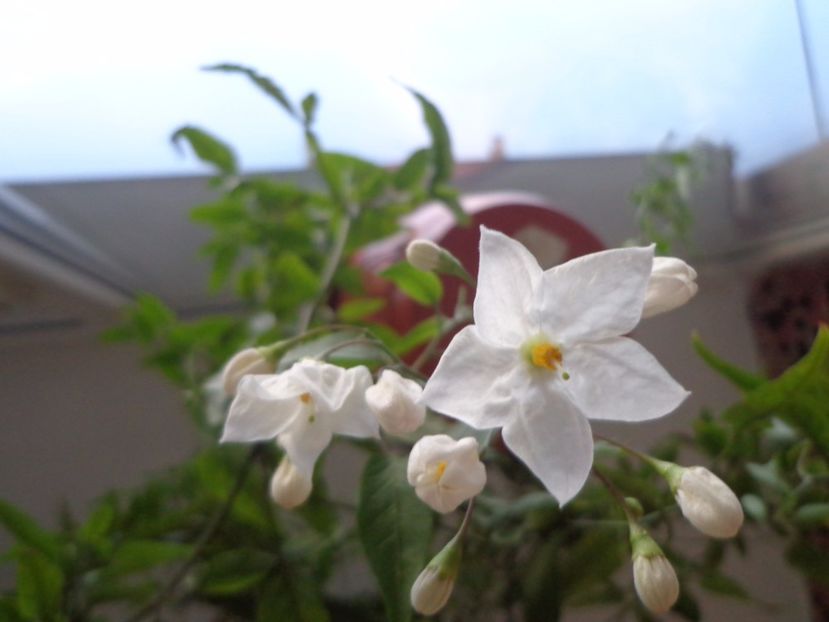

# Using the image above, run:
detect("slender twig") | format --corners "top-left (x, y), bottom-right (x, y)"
top-left (124, 446), bottom-right (262, 622)
top-left (297, 215), bottom-right (352, 331)
top-left (592, 465), bottom-right (635, 522)
top-left (458, 496), bottom-right (477, 539)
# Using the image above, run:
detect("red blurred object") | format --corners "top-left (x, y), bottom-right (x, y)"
top-left (353, 192), bottom-right (605, 364)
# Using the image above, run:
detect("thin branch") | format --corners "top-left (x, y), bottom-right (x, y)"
top-left (124, 446), bottom-right (263, 622)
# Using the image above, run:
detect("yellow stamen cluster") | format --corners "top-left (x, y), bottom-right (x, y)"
top-left (530, 343), bottom-right (563, 371)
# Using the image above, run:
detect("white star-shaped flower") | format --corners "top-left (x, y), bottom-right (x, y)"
top-left (221, 359), bottom-right (378, 482)
top-left (421, 227), bottom-right (689, 505)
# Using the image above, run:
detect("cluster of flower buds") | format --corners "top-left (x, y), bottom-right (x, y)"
top-left (627, 458), bottom-right (744, 614)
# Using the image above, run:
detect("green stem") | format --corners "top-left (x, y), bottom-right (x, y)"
top-left (124, 446), bottom-right (263, 622)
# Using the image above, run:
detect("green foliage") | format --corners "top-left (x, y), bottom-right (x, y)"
top-left (171, 126), bottom-right (238, 176)
top-left (380, 262), bottom-right (443, 307)
top-left (358, 454), bottom-right (433, 622)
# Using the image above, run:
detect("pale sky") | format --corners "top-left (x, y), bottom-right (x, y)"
top-left (1, 0), bottom-right (827, 182)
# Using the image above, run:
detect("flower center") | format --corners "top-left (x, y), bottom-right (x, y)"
top-left (530, 342), bottom-right (562, 371)
top-left (299, 393), bottom-right (315, 422)
top-left (432, 460), bottom-right (448, 483)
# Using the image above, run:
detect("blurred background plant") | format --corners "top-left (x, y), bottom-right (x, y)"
top-left (0, 67), bottom-right (827, 622)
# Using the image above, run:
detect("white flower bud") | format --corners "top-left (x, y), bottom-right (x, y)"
top-left (407, 435), bottom-right (486, 513)
top-left (221, 348), bottom-right (275, 396)
top-left (633, 553), bottom-right (680, 614)
top-left (269, 457), bottom-right (312, 509)
top-left (411, 536), bottom-right (462, 616)
top-left (365, 370), bottom-right (426, 435)
top-left (406, 239), bottom-right (443, 272)
top-left (642, 256), bottom-right (698, 319)
top-left (675, 466), bottom-right (744, 538)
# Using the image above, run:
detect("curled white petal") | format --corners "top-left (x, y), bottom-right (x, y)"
top-left (675, 466), bottom-right (744, 538)
top-left (366, 369), bottom-right (426, 435)
top-left (633, 554), bottom-right (679, 614)
top-left (642, 257), bottom-right (698, 319)
top-left (269, 457), bottom-right (312, 509)
top-left (221, 348), bottom-right (275, 396)
top-left (407, 435), bottom-right (486, 513)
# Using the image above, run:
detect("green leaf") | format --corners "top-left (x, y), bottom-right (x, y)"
top-left (787, 539), bottom-right (829, 583)
top-left (337, 298), bottom-right (387, 322)
top-left (205, 63), bottom-right (298, 119)
top-left (740, 494), bottom-right (767, 522)
top-left (256, 573), bottom-right (330, 622)
top-left (407, 88), bottom-right (453, 187)
top-left (392, 317), bottom-right (441, 357)
top-left (394, 148), bottom-right (432, 191)
top-left (198, 549), bottom-right (274, 596)
top-left (699, 571), bottom-right (750, 600)
top-left (380, 262), bottom-right (443, 307)
top-left (358, 453), bottom-right (433, 622)
top-left (794, 502), bottom-right (829, 527)
top-left (431, 184), bottom-right (469, 226)
top-left (691, 334), bottom-right (765, 392)
top-left (109, 540), bottom-right (192, 574)
top-left (270, 252), bottom-right (320, 313)
top-left (171, 126), bottom-right (237, 175)
top-left (724, 326), bottom-right (829, 458)
top-left (190, 199), bottom-right (247, 227)
top-left (16, 550), bottom-right (64, 621)
top-left (302, 92), bottom-right (318, 125)
top-left (0, 500), bottom-right (61, 560)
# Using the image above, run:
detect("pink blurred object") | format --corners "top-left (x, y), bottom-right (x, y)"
top-left (352, 191), bottom-right (606, 365)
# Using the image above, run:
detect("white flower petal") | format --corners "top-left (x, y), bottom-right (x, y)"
top-left (564, 337), bottom-right (689, 422)
top-left (278, 414), bottom-right (334, 479)
top-left (220, 375), bottom-right (303, 443)
top-left (330, 365), bottom-right (379, 439)
top-left (473, 226), bottom-right (542, 347)
top-left (536, 246), bottom-right (654, 344)
top-left (421, 325), bottom-right (521, 430)
top-left (501, 387), bottom-right (593, 505)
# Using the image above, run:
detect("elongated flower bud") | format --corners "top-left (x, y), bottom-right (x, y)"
top-left (366, 369), bottom-right (426, 435)
top-left (406, 239), bottom-right (475, 285)
top-left (675, 466), bottom-right (744, 538)
top-left (407, 435), bottom-right (486, 513)
top-left (221, 348), bottom-right (275, 396)
top-left (630, 525), bottom-right (679, 614)
top-left (411, 535), bottom-right (462, 615)
top-left (642, 257), bottom-right (698, 319)
top-left (269, 457), bottom-right (312, 509)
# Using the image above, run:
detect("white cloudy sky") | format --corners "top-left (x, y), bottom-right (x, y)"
top-left (1, 0), bottom-right (827, 182)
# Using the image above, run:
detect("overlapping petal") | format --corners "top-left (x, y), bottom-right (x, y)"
top-left (563, 337), bottom-right (689, 422)
top-left (536, 246), bottom-right (654, 344)
top-left (474, 227), bottom-right (541, 347)
top-left (501, 386), bottom-right (593, 505)
top-left (221, 374), bottom-right (304, 442)
top-left (330, 366), bottom-right (378, 438)
top-left (278, 413), bottom-right (334, 479)
top-left (420, 325), bottom-right (521, 430)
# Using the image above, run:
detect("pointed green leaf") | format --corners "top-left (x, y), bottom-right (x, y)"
top-left (691, 334), bottom-right (765, 392)
top-left (302, 92), bottom-right (318, 125)
top-left (407, 88), bottom-right (453, 186)
top-left (380, 262), bottom-right (443, 307)
top-left (171, 126), bottom-right (237, 175)
top-left (0, 500), bottom-right (61, 560)
top-left (358, 454), bottom-right (433, 622)
top-left (16, 550), bottom-right (64, 620)
top-left (204, 63), bottom-right (298, 119)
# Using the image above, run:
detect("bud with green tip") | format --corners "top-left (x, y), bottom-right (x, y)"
top-left (629, 523), bottom-right (679, 614)
top-left (411, 534), bottom-right (462, 616)
top-left (405, 239), bottom-right (475, 285)
top-left (651, 459), bottom-right (743, 539)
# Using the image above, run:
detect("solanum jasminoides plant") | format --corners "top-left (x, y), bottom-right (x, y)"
top-left (2, 64), bottom-right (828, 622)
